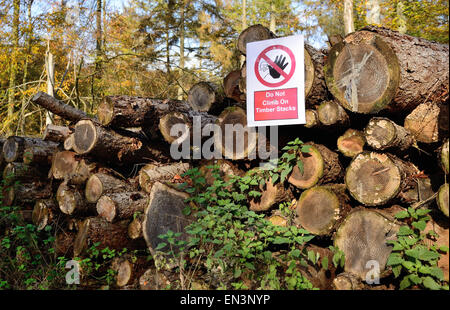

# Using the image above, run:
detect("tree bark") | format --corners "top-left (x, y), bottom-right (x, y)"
top-left (31, 92), bottom-right (90, 122)
top-left (2, 180), bottom-right (52, 206)
top-left (345, 151), bottom-right (420, 206)
top-left (304, 44), bottom-right (329, 106)
top-left (295, 184), bottom-right (351, 235)
top-left (223, 70), bottom-right (245, 103)
top-left (32, 199), bottom-right (58, 231)
top-left (334, 208), bottom-right (400, 280)
top-left (23, 144), bottom-right (61, 165)
top-left (337, 129), bottom-right (366, 158)
top-left (404, 102), bottom-right (448, 143)
top-left (2, 136), bottom-right (59, 163)
top-left (2, 162), bottom-right (47, 182)
top-left (42, 124), bottom-right (72, 143)
top-left (7, 0), bottom-right (20, 135)
top-left (288, 142), bottom-right (343, 189)
top-left (343, 0), bottom-right (355, 35)
top-left (365, 117), bottom-right (414, 151)
top-left (324, 26), bottom-right (449, 114)
top-left (85, 172), bottom-right (133, 203)
top-left (96, 191), bottom-right (148, 223)
top-left (139, 162), bottom-right (190, 193)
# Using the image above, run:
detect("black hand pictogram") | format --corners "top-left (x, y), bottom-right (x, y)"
top-left (268, 55), bottom-right (288, 79)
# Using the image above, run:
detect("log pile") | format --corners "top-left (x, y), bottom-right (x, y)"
top-left (0, 25), bottom-right (448, 290)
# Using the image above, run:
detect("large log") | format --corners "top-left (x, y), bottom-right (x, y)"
top-left (345, 151), bottom-right (420, 206)
top-left (42, 124), bottom-right (72, 143)
top-left (2, 162), bottom-right (47, 182)
top-left (324, 26), bottom-right (449, 114)
top-left (72, 119), bottom-right (171, 164)
top-left (142, 182), bottom-right (191, 256)
top-left (187, 82), bottom-right (225, 115)
top-left (23, 144), bottom-right (61, 165)
top-left (214, 106), bottom-right (257, 160)
top-left (316, 101), bottom-right (350, 127)
top-left (96, 191), bottom-right (148, 223)
top-left (2, 180), bottom-right (52, 206)
top-left (288, 142), bottom-right (343, 189)
top-left (139, 162), bottom-right (190, 193)
top-left (364, 117), bottom-right (414, 152)
top-left (32, 92), bottom-right (90, 122)
top-left (337, 129), bottom-right (366, 158)
top-left (85, 172), bottom-right (133, 203)
top-left (237, 24), bottom-right (275, 55)
top-left (57, 181), bottom-right (95, 215)
top-left (334, 208), bottom-right (400, 280)
top-left (2, 136), bottom-right (59, 163)
top-left (295, 184), bottom-right (351, 236)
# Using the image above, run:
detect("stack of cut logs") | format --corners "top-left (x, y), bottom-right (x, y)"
top-left (0, 25), bottom-right (449, 290)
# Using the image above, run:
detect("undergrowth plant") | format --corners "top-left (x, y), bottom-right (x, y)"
top-left (387, 207), bottom-right (449, 290)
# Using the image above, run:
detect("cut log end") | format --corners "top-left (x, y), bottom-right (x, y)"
top-left (365, 117), bottom-right (413, 151)
top-left (128, 215), bottom-right (143, 239)
top-left (317, 101), bottom-right (349, 126)
top-left (345, 152), bottom-right (403, 206)
top-left (335, 209), bottom-right (399, 280)
top-left (249, 177), bottom-right (292, 212)
top-left (304, 109), bottom-right (319, 128)
top-left (43, 124), bottom-right (72, 143)
top-left (50, 151), bottom-right (78, 180)
top-left (237, 24), bottom-right (275, 55)
top-left (112, 258), bottom-right (133, 287)
top-left (97, 97), bottom-right (115, 126)
top-left (187, 82), bottom-right (217, 112)
top-left (64, 134), bottom-right (75, 151)
top-left (32, 199), bottom-right (56, 231)
top-left (96, 196), bottom-right (116, 222)
top-left (296, 186), bottom-right (341, 235)
top-left (57, 182), bottom-right (82, 215)
top-left (2, 136), bottom-right (22, 163)
top-left (158, 112), bottom-right (190, 144)
top-left (73, 119), bottom-right (97, 154)
top-left (288, 145), bottom-right (324, 189)
top-left (337, 129), bottom-right (365, 158)
top-left (437, 183), bottom-right (449, 218)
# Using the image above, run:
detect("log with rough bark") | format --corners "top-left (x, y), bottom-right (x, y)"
top-left (345, 151), bottom-right (420, 206)
top-left (97, 95), bottom-right (189, 128)
top-left (334, 208), bottom-right (400, 280)
top-left (85, 172), bottom-right (133, 203)
top-left (324, 26), bottom-right (449, 114)
top-left (404, 102), bottom-right (448, 143)
top-left (49, 151), bottom-right (95, 185)
top-left (2, 162), bottom-right (47, 182)
top-left (2, 180), bottom-right (52, 206)
top-left (42, 124), bottom-right (72, 143)
top-left (23, 144), bottom-right (61, 165)
top-left (440, 139), bottom-right (449, 174)
top-left (288, 142), bottom-right (343, 189)
top-left (437, 183), bottom-right (449, 218)
top-left (32, 91), bottom-right (90, 122)
top-left (337, 129), bottom-right (366, 158)
top-left (214, 106), bottom-right (257, 160)
top-left (97, 191), bottom-right (148, 223)
top-left (139, 162), bottom-right (190, 193)
top-left (142, 182), bottom-right (191, 256)
top-left (249, 176), bottom-right (293, 212)
top-left (0, 138), bottom-right (6, 168)
top-left (2, 136), bottom-right (59, 163)
top-left (73, 217), bottom-right (140, 257)
top-left (304, 44), bottom-right (329, 106)
top-left (157, 112), bottom-right (191, 145)
top-left (295, 184), bottom-right (351, 236)
top-left (187, 82), bottom-right (225, 115)
top-left (32, 199), bottom-right (59, 231)
top-left (72, 119), bottom-right (171, 164)
top-left (317, 101), bottom-right (349, 127)
top-left (223, 70), bottom-right (245, 103)
top-left (57, 181), bottom-right (95, 215)
top-left (365, 117), bottom-right (414, 152)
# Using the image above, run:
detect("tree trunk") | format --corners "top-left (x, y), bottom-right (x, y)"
top-left (72, 119), bottom-right (172, 164)
top-left (345, 151), bottom-right (420, 206)
top-left (366, 0), bottom-right (381, 25)
top-left (142, 182), bottom-right (191, 256)
top-left (437, 183), bottom-right (449, 218)
top-left (317, 101), bottom-right (349, 127)
top-left (334, 208), bottom-right (399, 280)
top-left (42, 124), bottom-right (72, 143)
top-left (214, 106), bottom-right (257, 160)
top-left (57, 181), bottom-right (95, 215)
top-left (343, 0), bottom-right (355, 35)
top-left (365, 117), bottom-right (414, 151)
top-left (7, 0), bottom-right (20, 135)
top-left (325, 26), bottom-right (449, 114)
top-left (249, 176), bottom-right (293, 212)
top-left (187, 82), bottom-right (225, 115)
top-left (337, 129), bottom-right (366, 158)
top-left (288, 142), bottom-right (343, 189)
top-left (96, 191), bottom-right (148, 223)
top-left (139, 162), bottom-right (190, 193)
top-left (2, 136), bottom-right (59, 163)
top-left (404, 102), bottom-right (448, 143)
top-left (85, 172), bottom-right (133, 203)
top-left (31, 92), bottom-right (90, 122)
top-left (295, 184), bottom-right (351, 235)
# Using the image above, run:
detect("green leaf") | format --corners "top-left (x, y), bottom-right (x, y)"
top-left (321, 257), bottom-right (329, 270)
top-left (418, 249), bottom-right (440, 262)
top-left (397, 226), bottom-right (414, 236)
top-left (273, 237), bottom-right (290, 244)
top-left (399, 277), bottom-right (411, 290)
top-left (419, 266), bottom-right (444, 281)
top-left (182, 206), bottom-right (191, 216)
top-left (402, 260), bottom-right (415, 270)
top-left (155, 242), bottom-right (167, 250)
top-left (412, 220), bottom-right (427, 231)
top-left (271, 174), bottom-right (279, 184)
top-left (422, 276), bottom-right (441, 290)
top-left (438, 245), bottom-right (449, 253)
top-left (307, 250), bottom-right (316, 264)
top-left (392, 265), bottom-right (402, 278)
top-left (395, 211), bottom-right (410, 219)
top-left (297, 160), bottom-right (304, 175)
top-left (387, 254), bottom-right (403, 266)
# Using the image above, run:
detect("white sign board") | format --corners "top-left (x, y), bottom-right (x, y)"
top-left (246, 35), bottom-right (305, 127)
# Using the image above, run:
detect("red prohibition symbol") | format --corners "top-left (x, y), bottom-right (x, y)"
top-left (254, 44), bottom-right (296, 88)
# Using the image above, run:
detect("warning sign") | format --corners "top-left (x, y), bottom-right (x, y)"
top-left (246, 35), bottom-right (305, 127)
